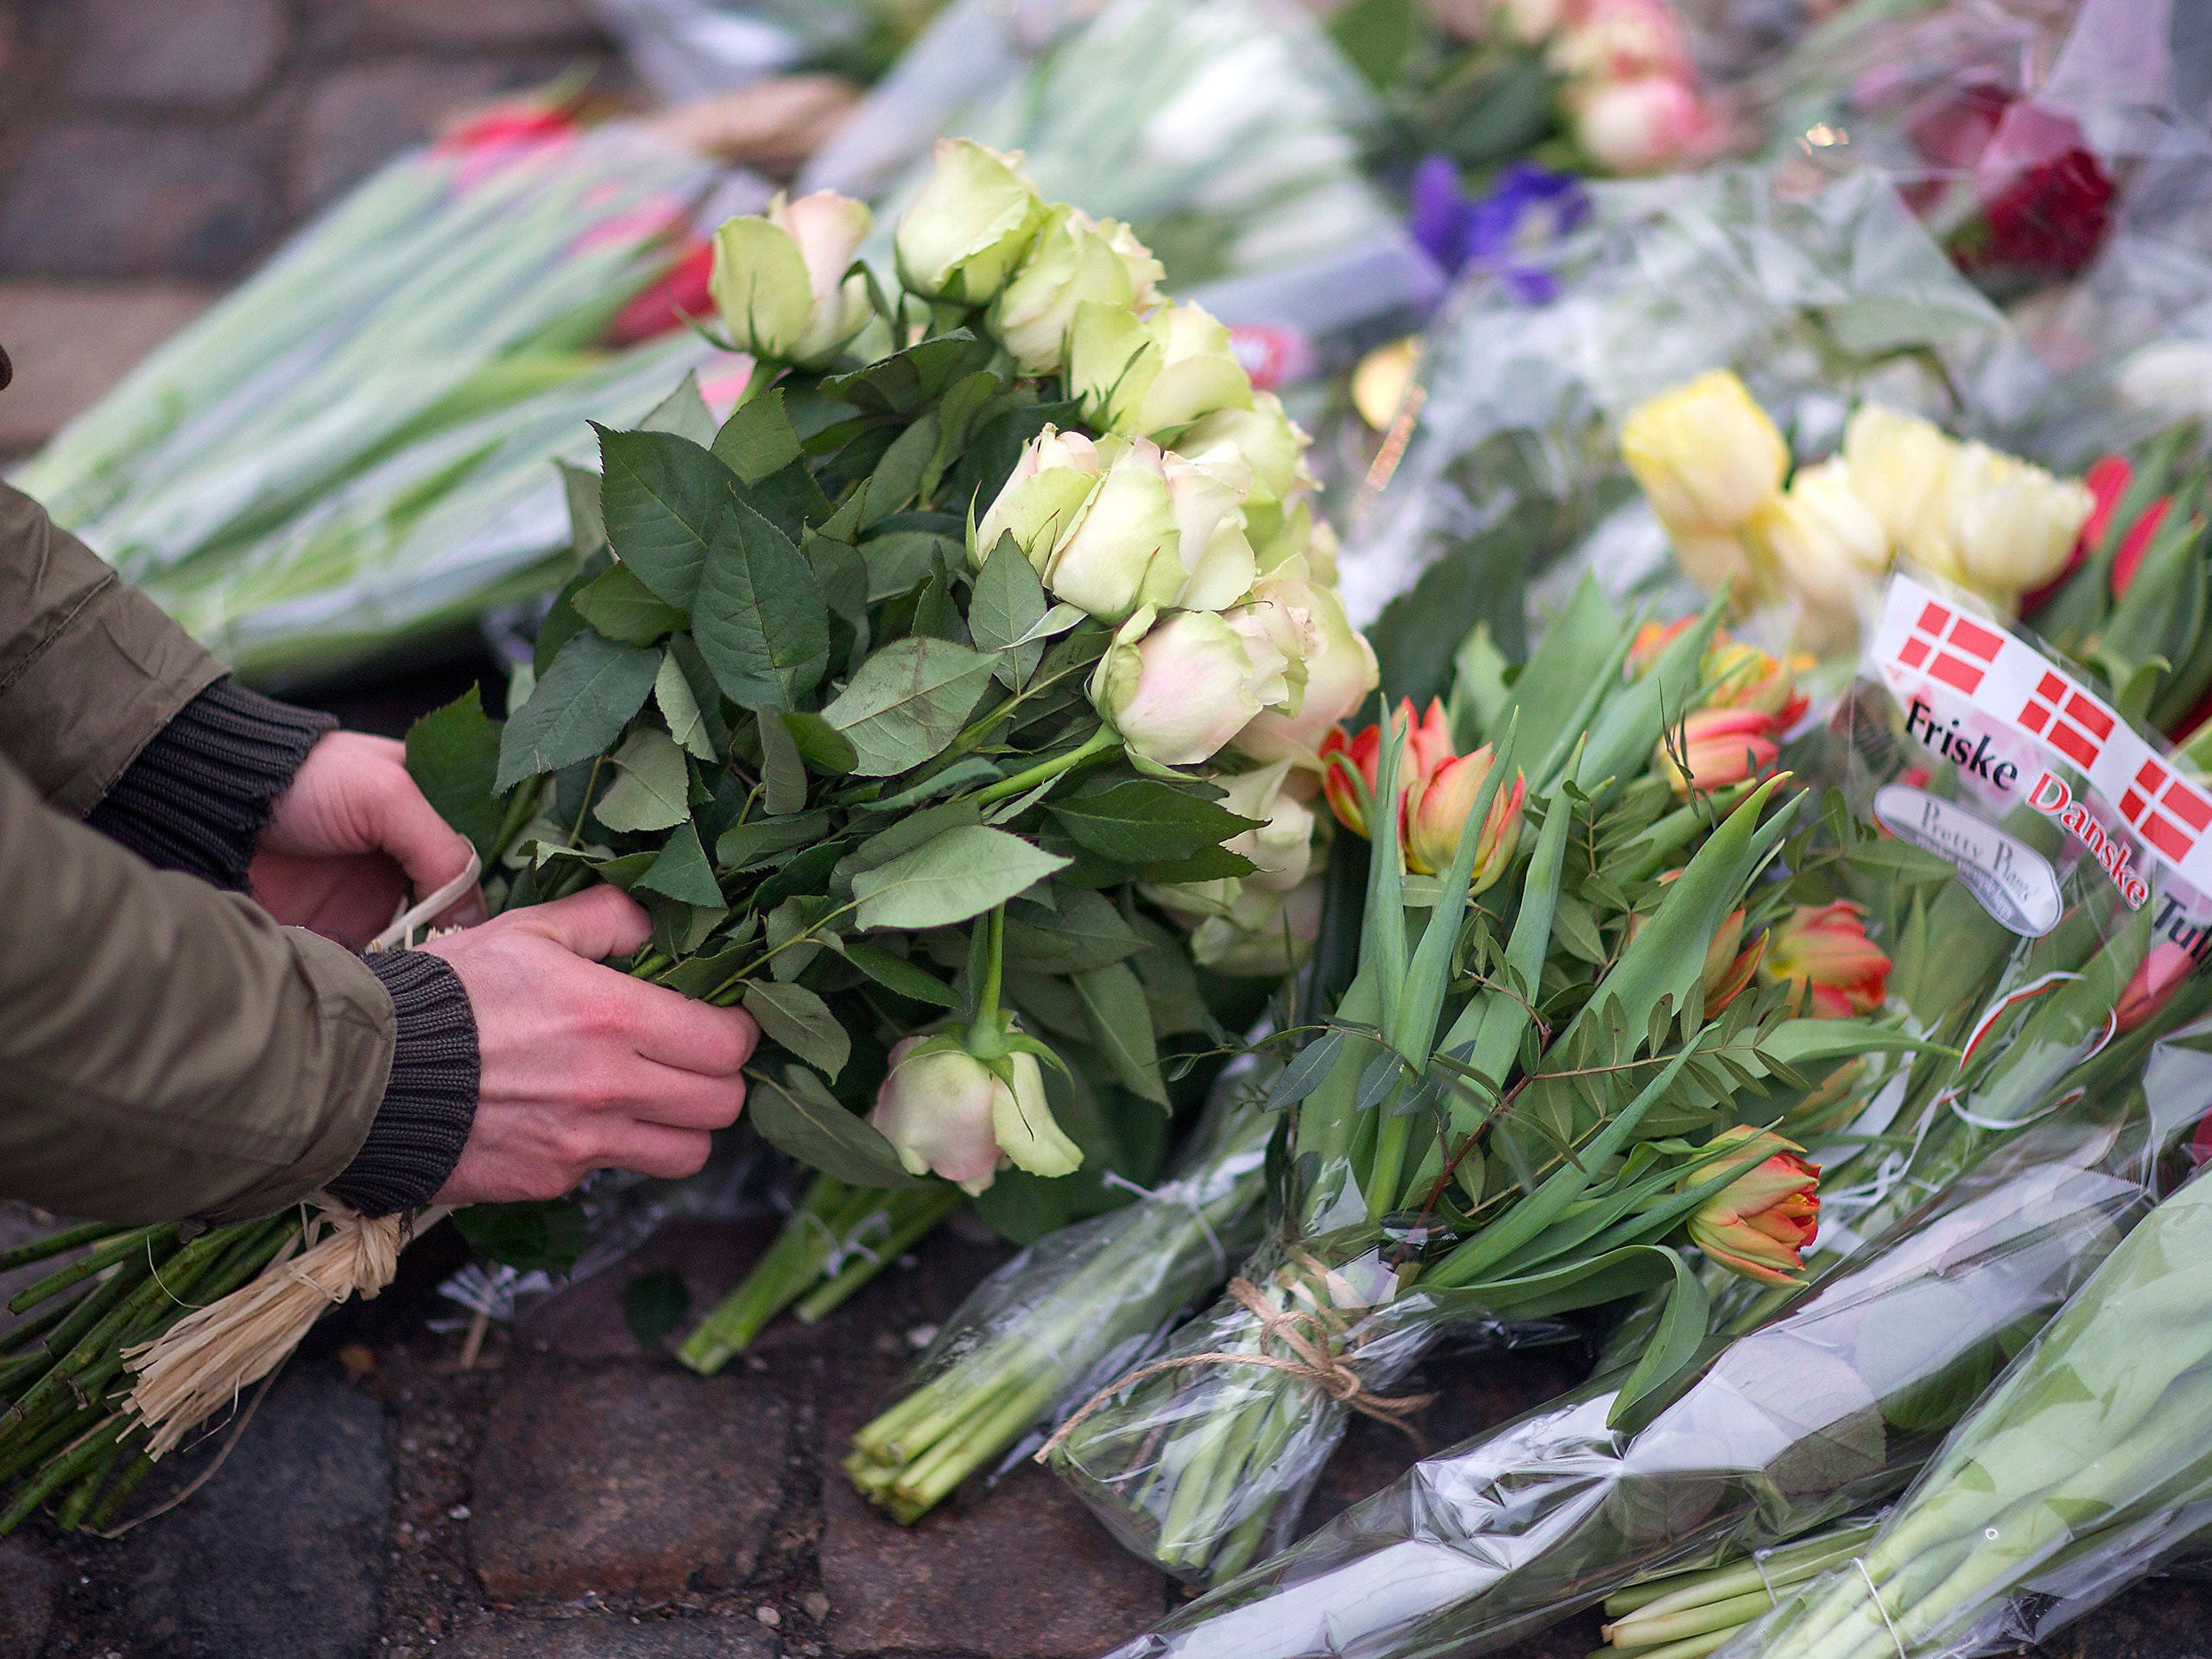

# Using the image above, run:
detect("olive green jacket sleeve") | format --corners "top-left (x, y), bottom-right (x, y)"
top-left (0, 482), bottom-right (225, 813)
top-left (0, 482), bottom-right (400, 1222)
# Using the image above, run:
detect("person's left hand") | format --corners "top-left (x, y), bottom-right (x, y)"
top-left (251, 732), bottom-right (486, 947)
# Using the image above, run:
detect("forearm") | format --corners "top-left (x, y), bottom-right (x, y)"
top-left (0, 754), bottom-right (465, 1223)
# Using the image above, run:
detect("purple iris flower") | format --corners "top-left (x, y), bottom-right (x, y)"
top-left (1407, 155), bottom-right (1590, 301)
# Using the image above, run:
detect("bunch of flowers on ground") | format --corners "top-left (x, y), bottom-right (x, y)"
top-left (0, 137), bottom-right (1373, 1532)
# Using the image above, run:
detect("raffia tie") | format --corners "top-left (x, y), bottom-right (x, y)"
top-left (123, 1200), bottom-right (438, 1459)
top-left (1035, 1255), bottom-right (1438, 1463)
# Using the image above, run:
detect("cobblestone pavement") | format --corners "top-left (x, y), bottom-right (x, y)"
top-left (5, 6), bottom-right (2212, 1657)
top-left (2, 1196), bottom-right (2205, 1659)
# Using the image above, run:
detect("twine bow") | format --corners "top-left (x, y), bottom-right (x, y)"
top-left (123, 1201), bottom-right (435, 1459)
top-left (1035, 1254), bottom-right (1437, 1463)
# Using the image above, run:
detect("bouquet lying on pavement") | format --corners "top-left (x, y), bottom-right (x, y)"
top-left (844, 1073), bottom-right (1276, 1521)
top-left (0, 138), bottom-right (1374, 1533)
top-left (1109, 549), bottom-right (2212, 1652)
top-left (1106, 1074), bottom-right (2209, 1659)
top-left (1716, 1156), bottom-right (2212, 1659)
top-left (12, 110), bottom-right (745, 688)
top-left (1042, 579), bottom-right (1925, 1585)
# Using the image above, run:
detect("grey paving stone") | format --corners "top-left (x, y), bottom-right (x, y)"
top-left (0, 1536), bottom-right (56, 1659)
top-left (357, 0), bottom-right (605, 48)
top-left (0, 282), bottom-right (219, 450)
top-left (471, 1363), bottom-right (789, 1605)
top-left (293, 57), bottom-right (572, 207)
top-left (61, 0), bottom-right (288, 109)
top-left (443, 1614), bottom-right (775, 1657)
top-left (73, 1366), bottom-right (389, 1659)
top-left (0, 123), bottom-right (276, 279)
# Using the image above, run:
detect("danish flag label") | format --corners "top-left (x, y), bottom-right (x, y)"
top-left (1874, 575), bottom-right (2212, 900)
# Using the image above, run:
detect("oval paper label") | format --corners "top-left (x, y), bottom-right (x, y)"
top-left (1874, 784), bottom-right (2063, 936)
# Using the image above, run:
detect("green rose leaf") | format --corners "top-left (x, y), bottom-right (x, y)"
top-left (452, 1200), bottom-right (589, 1276)
top-left (780, 710), bottom-right (860, 776)
top-left (820, 331), bottom-right (983, 416)
top-left (969, 534), bottom-right (1050, 688)
top-left (823, 637), bottom-right (997, 776)
top-left (1002, 889), bottom-right (1143, 975)
top-left (718, 810), bottom-right (831, 872)
top-left (742, 981), bottom-right (850, 1083)
top-left (558, 459), bottom-right (607, 562)
top-left (496, 631), bottom-right (660, 791)
top-left (750, 1065), bottom-right (924, 1187)
top-left (711, 385), bottom-right (802, 483)
top-left (593, 727), bottom-right (692, 833)
top-left (622, 1267), bottom-right (692, 1350)
top-left (572, 562), bottom-right (688, 645)
top-left (597, 427), bottom-right (731, 611)
top-left (693, 494), bottom-right (831, 711)
top-left (858, 526), bottom-right (962, 602)
top-left (405, 687), bottom-right (508, 865)
top-left (656, 649), bottom-right (717, 761)
top-left (635, 820), bottom-right (723, 907)
top-left (839, 940), bottom-right (961, 1009)
top-left (1071, 960), bottom-right (1170, 1108)
top-left (1049, 778), bottom-right (1262, 865)
top-left (851, 825), bottom-right (1069, 931)
top-left (639, 370), bottom-right (718, 445)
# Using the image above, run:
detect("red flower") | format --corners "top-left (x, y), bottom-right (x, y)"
top-left (1684, 1126), bottom-right (1820, 1284)
top-left (1763, 900), bottom-right (1892, 1018)
top-left (2115, 940), bottom-right (2195, 1035)
top-left (605, 239), bottom-right (717, 347)
top-left (1658, 706), bottom-right (1783, 796)
top-left (1961, 101), bottom-right (2114, 278)
top-left (2074, 452), bottom-right (2180, 603)
top-left (1318, 698), bottom-right (1454, 838)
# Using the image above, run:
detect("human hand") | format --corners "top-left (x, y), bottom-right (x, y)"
top-left (252, 731), bottom-right (484, 946)
top-left (421, 887), bottom-right (758, 1204)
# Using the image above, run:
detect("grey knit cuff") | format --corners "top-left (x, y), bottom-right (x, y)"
top-left (332, 950), bottom-right (480, 1217)
top-left (85, 677), bottom-right (337, 890)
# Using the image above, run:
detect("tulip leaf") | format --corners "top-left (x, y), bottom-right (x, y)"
top-left (1607, 1249), bottom-right (1712, 1434)
top-left (711, 386), bottom-right (802, 483)
top-left (1049, 779), bottom-right (1261, 865)
top-left (635, 821), bottom-right (724, 908)
top-left (597, 427), bottom-right (735, 611)
top-left (1071, 961), bottom-right (1171, 1109)
top-left (693, 494), bottom-right (831, 711)
top-left (496, 630), bottom-right (660, 791)
top-left (850, 825), bottom-right (1068, 931)
top-left (743, 981), bottom-right (850, 1083)
top-left (593, 727), bottom-right (692, 834)
top-left (405, 687), bottom-right (509, 865)
top-left (749, 1065), bottom-right (924, 1188)
top-left (823, 637), bottom-right (998, 776)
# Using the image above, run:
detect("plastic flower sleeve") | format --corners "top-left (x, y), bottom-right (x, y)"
top-left (13, 123), bottom-right (747, 687)
top-left (1102, 1068), bottom-right (2211, 1659)
top-left (1600, 565), bottom-right (2212, 1365)
top-left (800, 0), bottom-right (1443, 379)
top-left (1716, 1156), bottom-right (2212, 1659)
top-left (1338, 164), bottom-right (2007, 696)
top-left (845, 1074), bottom-right (1276, 1521)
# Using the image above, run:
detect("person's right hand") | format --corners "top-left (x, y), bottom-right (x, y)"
top-left (420, 887), bottom-right (757, 1205)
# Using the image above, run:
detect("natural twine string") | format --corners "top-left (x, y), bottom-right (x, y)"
top-left (1035, 1255), bottom-right (1437, 1463)
top-left (122, 1202), bottom-right (440, 1459)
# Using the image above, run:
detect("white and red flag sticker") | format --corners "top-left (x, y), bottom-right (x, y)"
top-left (1874, 575), bottom-right (2212, 894)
